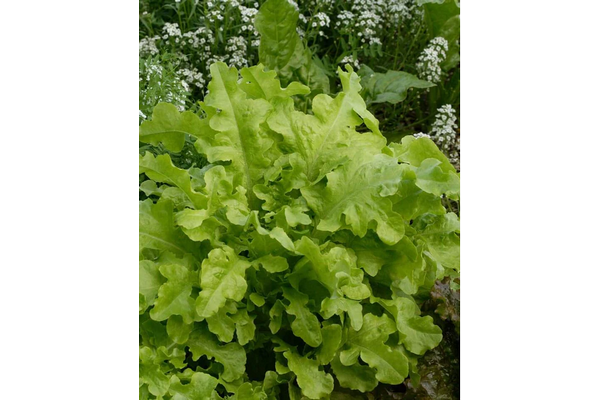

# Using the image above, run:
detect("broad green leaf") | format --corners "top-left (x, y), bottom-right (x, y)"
top-left (231, 308), bottom-right (256, 345)
top-left (415, 158), bottom-right (460, 198)
top-left (196, 246), bottom-right (251, 319)
top-left (255, 0), bottom-right (304, 79)
top-left (316, 324), bottom-right (342, 365)
top-left (292, 237), bottom-right (370, 300)
top-left (196, 62), bottom-right (274, 209)
top-left (188, 325), bottom-right (246, 382)
top-left (139, 102), bottom-right (202, 152)
top-left (166, 315), bottom-right (194, 344)
top-left (379, 297), bottom-right (443, 355)
top-left (283, 350), bottom-right (334, 399)
top-left (282, 286), bottom-right (322, 347)
top-left (150, 259), bottom-right (197, 324)
top-left (296, 49), bottom-right (331, 95)
top-left (139, 347), bottom-right (170, 397)
top-left (139, 153), bottom-right (207, 209)
top-left (174, 165), bottom-right (250, 244)
top-left (340, 313), bottom-right (409, 385)
top-left (360, 66), bottom-right (435, 105)
top-left (139, 260), bottom-right (165, 310)
top-left (414, 213), bottom-right (460, 271)
top-left (424, 0), bottom-right (460, 37)
top-left (168, 372), bottom-right (219, 400)
top-left (321, 297), bottom-right (363, 331)
top-left (249, 292), bottom-right (266, 307)
top-left (330, 355), bottom-right (378, 393)
top-left (371, 237), bottom-right (427, 295)
top-left (206, 301), bottom-right (236, 342)
top-left (394, 172), bottom-right (446, 220)
top-left (269, 300), bottom-right (286, 334)
top-left (240, 64), bottom-right (310, 100)
top-left (389, 136), bottom-right (455, 173)
top-left (254, 254), bottom-right (289, 273)
top-left (139, 199), bottom-right (201, 258)
top-left (267, 67), bottom-right (383, 186)
top-left (439, 15), bottom-right (460, 71)
top-left (302, 153), bottom-right (406, 245)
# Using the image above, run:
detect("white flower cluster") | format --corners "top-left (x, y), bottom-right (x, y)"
top-left (182, 27), bottom-right (215, 53)
top-left (332, 0), bottom-right (424, 47)
top-left (385, 0), bottom-right (423, 27)
top-left (334, 10), bottom-right (354, 29)
top-left (240, 5), bottom-right (259, 38)
top-left (413, 132), bottom-right (431, 139)
top-left (225, 36), bottom-right (249, 68)
top-left (312, 12), bottom-right (331, 36)
top-left (431, 104), bottom-right (460, 168)
top-left (316, 12), bottom-right (330, 27)
top-left (139, 36), bottom-right (160, 57)
top-left (416, 37), bottom-right (448, 84)
top-left (178, 68), bottom-right (206, 89)
top-left (163, 22), bottom-right (182, 42)
top-left (340, 55), bottom-right (360, 70)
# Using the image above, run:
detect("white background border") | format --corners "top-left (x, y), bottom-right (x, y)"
top-left (1, 0), bottom-right (599, 398)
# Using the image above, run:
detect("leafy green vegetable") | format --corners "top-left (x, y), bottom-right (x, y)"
top-left (359, 66), bottom-right (436, 105)
top-left (255, 0), bottom-right (330, 94)
top-left (139, 62), bottom-right (459, 399)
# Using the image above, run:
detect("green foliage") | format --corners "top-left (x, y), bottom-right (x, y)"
top-left (359, 65), bottom-right (436, 105)
top-left (139, 63), bottom-right (459, 399)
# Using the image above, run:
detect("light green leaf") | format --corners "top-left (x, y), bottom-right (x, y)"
top-left (231, 308), bottom-right (256, 345)
top-left (415, 158), bottom-right (460, 197)
top-left (140, 153), bottom-right (207, 209)
top-left (139, 260), bottom-right (165, 310)
top-left (282, 286), bottom-right (322, 347)
top-left (168, 372), bottom-right (219, 400)
top-left (139, 199), bottom-right (201, 258)
top-left (249, 292), bottom-right (266, 306)
top-left (340, 313), bottom-right (409, 385)
top-left (269, 300), bottom-right (286, 334)
top-left (371, 237), bottom-right (426, 295)
top-left (267, 67), bottom-right (383, 185)
top-left (166, 315), bottom-right (194, 344)
top-left (415, 213), bottom-right (460, 271)
top-left (320, 297), bottom-right (363, 331)
top-left (174, 165), bottom-right (250, 244)
top-left (379, 297), bottom-right (443, 355)
top-left (139, 347), bottom-right (170, 397)
top-left (188, 325), bottom-right (246, 382)
top-left (389, 135), bottom-right (455, 173)
top-left (240, 64), bottom-right (310, 100)
top-left (292, 237), bottom-right (371, 300)
top-left (196, 246), bottom-right (251, 319)
top-left (330, 354), bottom-right (378, 393)
top-left (316, 324), bottom-right (342, 365)
top-left (150, 259), bottom-right (197, 324)
top-left (283, 350), bottom-right (334, 399)
top-left (196, 62), bottom-right (274, 209)
top-left (254, 254), bottom-right (289, 273)
top-left (302, 153), bottom-right (406, 245)
top-left (139, 102), bottom-right (202, 152)
top-left (206, 301), bottom-right (237, 342)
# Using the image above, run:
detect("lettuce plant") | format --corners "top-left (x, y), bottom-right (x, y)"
top-left (139, 61), bottom-right (460, 399)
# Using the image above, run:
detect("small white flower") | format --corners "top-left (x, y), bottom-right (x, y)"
top-left (416, 37), bottom-right (449, 84)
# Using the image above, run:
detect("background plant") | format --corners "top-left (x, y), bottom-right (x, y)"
top-left (139, 0), bottom-right (460, 167)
